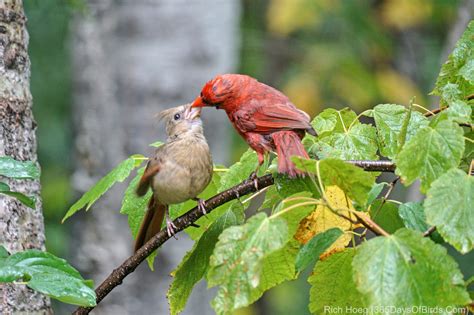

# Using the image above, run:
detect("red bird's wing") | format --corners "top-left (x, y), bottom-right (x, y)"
top-left (250, 103), bottom-right (311, 133)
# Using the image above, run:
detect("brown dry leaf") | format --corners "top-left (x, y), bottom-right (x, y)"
top-left (295, 185), bottom-right (366, 256)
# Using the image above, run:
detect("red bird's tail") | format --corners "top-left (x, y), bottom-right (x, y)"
top-left (272, 131), bottom-right (309, 178)
top-left (134, 196), bottom-right (166, 252)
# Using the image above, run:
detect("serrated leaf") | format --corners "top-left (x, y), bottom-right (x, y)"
top-left (309, 249), bottom-right (365, 314)
top-left (208, 212), bottom-right (288, 314)
top-left (292, 157), bottom-right (375, 205)
top-left (353, 229), bottom-right (470, 309)
top-left (0, 182), bottom-right (36, 209)
top-left (274, 173), bottom-right (319, 200)
top-left (398, 202), bottom-right (429, 232)
top-left (247, 241), bottom-right (299, 306)
top-left (63, 155), bottom-right (145, 222)
top-left (120, 167), bottom-right (152, 238)
top-left (369, 200), bottom-right (404, 234)
top-left (295, 186), bottom-right (362, 255)
top-left (0, 247), bottom-right (96, 307)
top-left (461, 130), bottom-right (474, 172)
top-left (218, 149), bottom-right (258, 192)
top-left (369, 104), bottom-right (429, 159)
top-left (395, 120), bottom-right (465, 193)
top-left (295, 228), bottom-right (343, 273)
top-left (424, 168), bottom-right (473, 253)
top-left (432, 21), bottom-right (474, 104)
top-left (313, 123), bottom-right (378, 160)
top-left (0, 156), bottom-right (40, 179)
top-left (168, 205), bottom-right (243, 315)
top-left (310, 108), bottom-right (357, 138)
top-left (261, 185), bottom-right (281, 210)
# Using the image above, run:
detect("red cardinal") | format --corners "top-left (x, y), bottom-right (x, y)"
top-left (192, 74), bottom-right (316, 178)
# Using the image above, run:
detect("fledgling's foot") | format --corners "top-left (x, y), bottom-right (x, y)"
top-left (194, 198), bottom-right (208, 215)
top-left (165, 214), bottom-right (178, 239)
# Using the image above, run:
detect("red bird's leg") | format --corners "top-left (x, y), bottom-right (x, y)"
top-left (165, 209), bottom-right (178, 239)
top-left (248, 151), bottom-right (265, 190)
top-left (193, 197), bottom-right (208, 215)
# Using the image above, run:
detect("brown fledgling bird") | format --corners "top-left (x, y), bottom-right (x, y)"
top-left (134, 104), bottom-right (213, 252)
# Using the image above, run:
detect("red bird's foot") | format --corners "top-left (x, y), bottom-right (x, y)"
top-left (165, 213), bottom-right (178, 239)
top-left (247, 171), bottom-right (259, 191)
top-left (194, 198), bottom-right (208, 215)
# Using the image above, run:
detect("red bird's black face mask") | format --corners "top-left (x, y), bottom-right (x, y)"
top-left (192, 76), bottom-right (233, 109)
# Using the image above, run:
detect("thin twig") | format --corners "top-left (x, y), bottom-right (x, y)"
top-left (423, 226), bottom-right (437, 237)
top-left (73, 160), bottom-right (396, 314)
top-left (353, 212), bottom-right (390, 237)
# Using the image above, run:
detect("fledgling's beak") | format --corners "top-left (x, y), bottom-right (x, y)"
top-left (184, 106), bottom-right (201, 120)
top-left (191, 96), bottom-right (205, 108)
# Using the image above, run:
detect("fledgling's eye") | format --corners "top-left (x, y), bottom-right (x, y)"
top-left (174, 113), bottom-right (181, 121)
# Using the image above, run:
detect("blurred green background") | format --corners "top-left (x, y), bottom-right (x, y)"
top-left (24, 1), bottom-right (471, 314)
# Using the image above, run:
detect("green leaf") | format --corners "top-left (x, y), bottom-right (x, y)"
top-left (292, 158), bottom-right (375, 205)
top-left (274, 173), bottom-right (319, 200)
top-left (445, 99), bottom-right (472, 124)
top-left (313, 124), bottom-right (378, 160)
top-left (0, 156), bottom-right (40, 179)
top-left (295, 228), bottom-right (343, 273)
top-left (63, 155), bottom-right (145, 222)
top-left (355, 182), bottom-right (386, 211)
top-left (208, 212), bottom-right (288, 314)
top-left (369, 200), bottom-right (404, 234)
top-left (395, 119), bottom-right (465, 193)
top-left (261, 185), bottom-right (281, 210)
top-left (369, 104), bottom-right (429, 159)
top-left (0, 182), bottom-right (36, 209)
top-left (310, 108), bottom-right (357, 137)
top-left (460, 130), bottom-right (474, 172)
top-left (398, 202), bottom-right (429, 232)
top-left (0, 247), bottom-right (96, 307)
top-left (424, 168), bottom-right (473, 253)
top-left (353, 229), bottom-right (470, 309)
top-left (168, 205), bottom-right (243, 315)
top-left (309, 249), bottom-right (366, 314)
top-left (218, 149), bottom-right (258, 192)
top-left (247, 240), bottom-right (299, 306)
top-left (120, 167), bottom-right (152, 239)
top-left (432, 21), bottom-right (474, 104)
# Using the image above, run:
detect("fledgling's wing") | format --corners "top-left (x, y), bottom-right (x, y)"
top-left (136, 155), bottom-right (161, 196)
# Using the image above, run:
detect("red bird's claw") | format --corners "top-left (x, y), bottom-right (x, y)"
top-left (253, 178), bottom-right (259, 191)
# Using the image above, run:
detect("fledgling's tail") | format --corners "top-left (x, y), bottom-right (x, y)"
top-left (271, 131), bottom-right (310, 178)
top-left (134, 196), bottom-right (166, 252)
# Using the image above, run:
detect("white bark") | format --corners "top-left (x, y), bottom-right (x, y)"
top-left (0, 0), bottom-right (51, 313)
top-left (70, 0), bottom-right (240, 313)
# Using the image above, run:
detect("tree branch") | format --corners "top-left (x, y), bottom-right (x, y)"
top-left (73, 160), bottom-right (395, 314)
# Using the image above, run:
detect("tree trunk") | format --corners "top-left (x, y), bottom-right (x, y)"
top-left (69, 0), bottom-right (240, 313)
top-left (0, 0), bottom-right (52, 313)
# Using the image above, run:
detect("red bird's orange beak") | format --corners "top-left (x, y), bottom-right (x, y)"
top-left (191, 96), bottom-right (205, 108)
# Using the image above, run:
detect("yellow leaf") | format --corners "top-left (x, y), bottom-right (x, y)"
top-left (295, 186), bottom-right (364, 256)
top-left (379, 0), bottom-right (432, 30)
